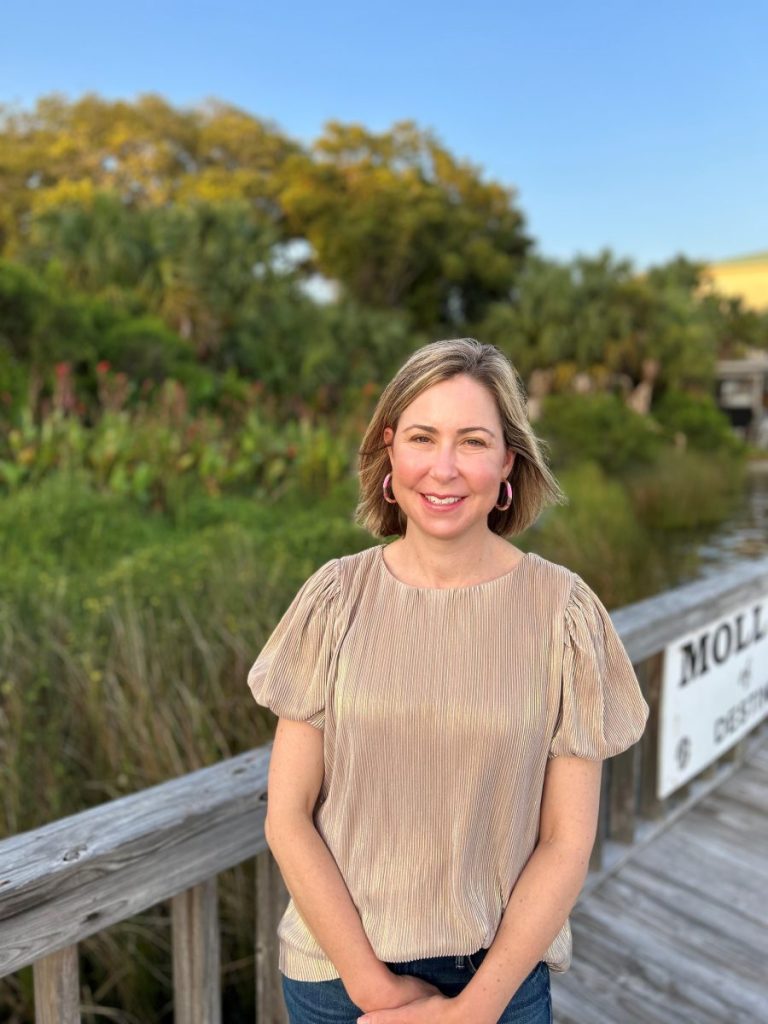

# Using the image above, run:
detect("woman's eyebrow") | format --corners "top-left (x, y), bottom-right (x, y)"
top-left (403, 423), bottom-right (496, 437)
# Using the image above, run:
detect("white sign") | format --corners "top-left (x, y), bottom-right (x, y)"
top-left (658, 595), bottom-right (768, 799)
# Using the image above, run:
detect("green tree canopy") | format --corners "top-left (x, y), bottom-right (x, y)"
top-left (279, 120), bottom-right (531, 329)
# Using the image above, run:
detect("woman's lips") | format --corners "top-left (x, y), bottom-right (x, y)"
top-left (419, 493), bottom-right (467, 512)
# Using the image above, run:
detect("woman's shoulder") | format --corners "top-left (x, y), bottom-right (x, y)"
top-left (334, 544), bottom-right (382, 591)
top-left (526, 550), bottom-right (577, 594)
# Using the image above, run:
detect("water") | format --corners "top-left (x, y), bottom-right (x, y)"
top-left (686, 461), bottom-right (768, 581)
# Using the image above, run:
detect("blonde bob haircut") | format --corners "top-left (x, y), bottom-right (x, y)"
top-left (354, 337), bottom-right (567, 539)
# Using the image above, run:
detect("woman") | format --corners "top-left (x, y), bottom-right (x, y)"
top-left (248, 338), bottom-right (649, 1024)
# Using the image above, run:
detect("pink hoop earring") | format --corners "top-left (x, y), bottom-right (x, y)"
top-left (495, 479), bottom-right (513, 511)
top-left (382, 472), bottom-right (398, 504)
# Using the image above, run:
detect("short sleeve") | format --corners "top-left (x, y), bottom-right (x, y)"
top-left (246, 558), bottom-right (340, 730)
top-left (547, 574), bottom-right (650, 761)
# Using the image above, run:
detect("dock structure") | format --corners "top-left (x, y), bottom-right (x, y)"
top-left (715, 349), bottom-right (768, 446)
top-left (552, 727), bottom-right (768, 1023)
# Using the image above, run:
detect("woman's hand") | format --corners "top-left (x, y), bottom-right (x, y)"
top-left (356, 974), bottom-right (461, 1023)
top-left (357, 993), bottom-right (457, 1023)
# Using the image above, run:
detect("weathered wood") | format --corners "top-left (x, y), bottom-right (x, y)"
top-left (612, 555), bottom-right (768, 664)
top-left (255, 848), bottom-right (290, 1024)
top-left (607, 742), bottom-right (639, 844)
top-left (33, 944), bottom-right (80, 1024)
top-left (0, 748), bottom-right (269, 977)
top-left (638, 651), bottom-right (665, 820)
top-left (721, 735), bottom-right (749, 764)
top-left (552, 731), bottom-right (768, 1023)
top-left (172, 878), bottom-right (221, 1024)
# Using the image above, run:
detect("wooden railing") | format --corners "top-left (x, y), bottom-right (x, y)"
top-left (2, 555), bottom-right (767, 1022)
top-left (587, 554), bottom-right (768, 886)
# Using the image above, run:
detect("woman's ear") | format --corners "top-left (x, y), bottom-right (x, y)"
top-left (504, 449), bottom-right (516, 477)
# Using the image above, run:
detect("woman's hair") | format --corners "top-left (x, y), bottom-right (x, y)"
top-left (354, 337), bottom-right (567, 539)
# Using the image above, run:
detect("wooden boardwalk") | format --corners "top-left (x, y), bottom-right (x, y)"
top-left (551, 732), bottom-right (768, 1023)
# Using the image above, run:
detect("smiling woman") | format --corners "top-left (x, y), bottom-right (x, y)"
top-left (247, 337), bottom-right (649, 1024)
top-left (370, 362), bottom-right (545, 587)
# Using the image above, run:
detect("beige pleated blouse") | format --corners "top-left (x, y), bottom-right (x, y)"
top-left (247, 543), bottom-right (649, 982)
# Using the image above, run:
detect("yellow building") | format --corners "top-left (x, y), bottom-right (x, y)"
top-left (700, 251), bottom-right (768, 311)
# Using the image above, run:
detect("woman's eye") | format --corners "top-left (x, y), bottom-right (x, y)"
top-left (409, 436), bottom-right (485, 447)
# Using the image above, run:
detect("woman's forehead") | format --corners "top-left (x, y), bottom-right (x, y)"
top-left (401, 376), bottom-right (500, 424)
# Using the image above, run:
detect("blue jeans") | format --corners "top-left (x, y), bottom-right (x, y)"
top-left (281, 947), bottom-right (552, 1023)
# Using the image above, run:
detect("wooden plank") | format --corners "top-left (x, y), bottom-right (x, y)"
top-left (711, 771), bottom-right (768, 818)
top-left (637, 830), bottom-right (767, 920)
top-left (574, 898), bottom-right (768, 1020)
top-left (593, 866), bottom-right (766, 982)
top-left (171, 878), bottom-right (221, 1024)
top-left (551, 734), bottom-right (768, 1023)
top-left (553, 924), bottom-right (743, 1024)
top-left (675, 814), bottom-right (768, 875)
top-left (0, 748), bottom-right (270, 977)
top-left (33, 945), bottom-right (80, 1024)
top-left (611, 555), bottom-right (768, 664)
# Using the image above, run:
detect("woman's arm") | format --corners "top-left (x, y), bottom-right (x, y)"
top-left (265, 718), bottom-right (400, 1009)
top-left (450, 755), bottom-right (603, 1024)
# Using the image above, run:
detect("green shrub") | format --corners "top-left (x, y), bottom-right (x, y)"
top-left (97, 317), bottom-right (196, 382)
top-left (625, 447), bottom-right (746, 529)
top-left (652, 390), bottom-right (745, 454)
top-left (525, 460), bottom-right (659, 604)
top-left (536, 393), bottom-right (664, 475)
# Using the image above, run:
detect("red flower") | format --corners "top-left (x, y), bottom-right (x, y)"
top-left (96, 360), bottom-right (111, 374)
top-left (55, 362), bottom-right (71, 378)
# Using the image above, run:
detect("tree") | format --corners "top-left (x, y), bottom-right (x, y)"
top-left (278, 120), bottom-right (531, 329)
top-left (0, 93), bottom-right (299, 252)
top-left (476, 250), bottom-right (720, 394)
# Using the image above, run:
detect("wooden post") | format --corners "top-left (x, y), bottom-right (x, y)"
top-left (608, 741), bottom-right (641, 844)
top-left (33, 945), bottom-right (80, 1024)
top-left (721, 737), bottom-right (749, 765)
top-left (638, 651), bottom-right (666, 819)
top-left (172, 878), bottom-right (221, 1024)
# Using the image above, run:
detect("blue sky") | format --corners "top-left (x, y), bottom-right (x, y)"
top-left (2, 1), bottom-right (766, 269)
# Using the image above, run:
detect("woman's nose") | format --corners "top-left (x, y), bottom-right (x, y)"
top-left (429, 446), bottom-right (460, 474)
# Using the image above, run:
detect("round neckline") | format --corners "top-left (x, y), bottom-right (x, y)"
top-left (376, 543), bottom-right (533, 594)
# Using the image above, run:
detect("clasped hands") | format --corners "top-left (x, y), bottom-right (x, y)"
top-left (355, 974), bottom-right (467, 1024)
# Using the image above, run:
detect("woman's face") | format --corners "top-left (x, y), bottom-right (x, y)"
top-left (382, 374), bottom-right (516, 541)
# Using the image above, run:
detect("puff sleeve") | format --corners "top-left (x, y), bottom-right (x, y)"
top-left (246, 558), bottom-right (340, 730)
top-left (548, 573), bottom-right (650, 760)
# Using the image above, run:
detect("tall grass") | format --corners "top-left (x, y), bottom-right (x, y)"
top-left (0, 471), bottom-right (369, 1023)
top-left (625, 446), bottom-right (745, 529)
